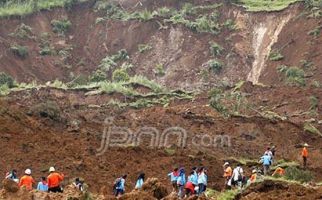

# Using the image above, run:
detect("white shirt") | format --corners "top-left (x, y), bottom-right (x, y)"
top-left (232, 166), bottom-right (243, 181)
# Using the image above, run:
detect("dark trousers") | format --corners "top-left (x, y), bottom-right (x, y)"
top-left (198, 183), bottom-right (206, 195)
top-left (303, 156), bottom-right (307, 168)
top-left (48, 186), bottom-right (63, 193)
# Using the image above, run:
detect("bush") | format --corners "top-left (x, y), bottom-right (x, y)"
top-left (10, 44), bottom-right (28, 58)
top-left (209, 42), bottom-right (223, 56)
top-left (285, 67), bottom-right (305, 86)
top-left (11, 23), bottom-right (33, 39)
top-left (112, 68), bottom-right (130, 82)
top-left (208, 59), bottom-right (223, 74)
top-left (0, 72), bottom-right (14, 88)
top-left (154, 64), bottom-right (165, 76)
top-left (39, 32), bottom-right (55, 56)
top-left (285, 166), bottom-right (313, 183)
top-left (89, 70), bottom-right (107, 82)
top-left (133, 9), bottom-right (154, 22)
top-left (51, 18), bottom-right (71, 35)
top-left (269, 50), bottom-right (284, 61)
top-left (223, 19), bottom-right (236, 31)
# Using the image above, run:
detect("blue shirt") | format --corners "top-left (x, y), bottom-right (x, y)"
top-left (135, 178), bottom-right (144, 189)
top-left (37, 182), bottom-right (48, 192)
top-left (168, 172), bottom-right (178, 182)
top-left (177, 173), bottom-right (186, 186)
top-left (261, 155), bottom-right (272, 166)
top-left (198, 172), bottom-right (207, 185)
top-left (188, 173), bottom-right (198, 185)
top-left (116, 178), bottom-right (125, 190)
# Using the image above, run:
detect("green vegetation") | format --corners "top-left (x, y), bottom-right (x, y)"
top-left (209, 42), bottom-right (224, 56)
top-left (269, 50), bottom-right (284, 61)
top-left (10, 23), bottom-right (33, 39)
top-left (30, 100), bottom-right (61, 121)
top-left (277, 65), bottom-right (305, 86)
top-left (0, 0), bottom-right (84, 18)
top-left (285, 166), bottom-right (313, 183)
top-left (138, 44), bottom-right (152, 53)
top-left (39, 33), bottom-right (55, 56)
top-left (89, 70), bottom-right (106, 82)
top-left (308, 25), bottom-right (321, 37)
top-left (300, 59), bottom-right (314, 69)
top-left (223, 19), bottom-right (237, 31)
top-left (155, 64), bottom-right (165, 77)
top-left (112, 68), bottom-right (130, 82)
top-left (304, 123), bottom-right (322, 136)
top-left (237, 0), bottom-right (301, 12)
top-left (309, 96), bottom-right (319, 111)
top-left (98, 49), bottom-right (129, 72)
top-left (10, 44), bottom-right (28, 58)
top-left (51, 18), bottom-right (71, 35)
top-left (206, 188), bottom-right (239, 200)
top-left (271, 160), bottom-right (299, 170)
top-left (209, 88), bottom-right (229, 117)
top-left (208, 59), bottom-right (223, 74)
top-left (0, 72), bottom-right (15, 88)
top-left (0, 84), bottom-right (10, 96)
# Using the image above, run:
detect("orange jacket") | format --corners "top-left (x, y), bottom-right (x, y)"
top-left (302, 147), bottom-right (308, 157)
top-left (223, 166), bottom-right (232, 177)
top-left (19, 175), bottom-right (35, 190)
top-left (272, 167), bottom-right (285, 176)
top-left (250, 174), bottom-right (257, 183)
top-left (47, 172), bottom-right (64, 188)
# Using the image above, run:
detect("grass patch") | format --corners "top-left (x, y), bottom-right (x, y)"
top-left (10, 44), bottom-right (28, 58)
top-left (285, 166), bottom-right (313, 183)
top-left (10, 23), bottom-right (33, 39)
top-left (154, 64), bottom-right (166, 77)
top-left (304, 123), bottom-right (322, 136)
top-left (214, 189), bottom-right (239, 200)
top-left (237, 0), bottom-right (301, 12)
top-left (0, 0), bottom-right (84, 18)
top-left (0, 72), bottom-right (15, 88)
top-left (112, 68), bottom-right (130, 82)
top-left (269, 50), bottom-right (284, 61)
top-left (209, 42), bottom-right (224, 56)
top-left (277, 65), bottom-right (305, 86)
top-left (208, 59), bottom-right (223, 74)
top-left (51, 18), bottom-right (71, 36)
top-left (271, 160), bottom-right (299, 170)
top-left (138, 44), bottom-right (152, 53)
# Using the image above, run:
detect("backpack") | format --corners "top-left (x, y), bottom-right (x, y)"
top-left (237, 168), bottom-right (243, 181)
top-left (113, 178), bottom-right (122, 189)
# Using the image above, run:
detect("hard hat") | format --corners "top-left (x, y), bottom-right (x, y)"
top-left (25, 169), bottom-right (31, 175)
top-left (224, 162), bottom-right (229, 166)
top-left (252, 169), bottom-right (257, 173)
top-left (304, 143), bottom-right (309, 147)
top-left (49, 167), bottom-right (55, 172)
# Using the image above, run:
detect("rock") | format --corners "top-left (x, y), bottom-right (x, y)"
top-left (2, 179), bottom-right (19, 193)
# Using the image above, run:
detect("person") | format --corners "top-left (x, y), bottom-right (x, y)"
top-left (114, 174), bottom-right (127, 197)
top-left (232, 164), bottom-right (243, 189)
top-left (272, 166), bottom-right (285, 177)
top-left (271, 145), bottom-right (276, 157)
top-left (47, 167), bottom-right (64, 193)
top-left (168, 168), bottom-right (179, 192)
top-left (37, 177), bottom-right (48, 192)
top-left (223, 162), bottom-right (232, 189)
top-left (5, 169), bottom-right (19, 183)
top-left (261, 153), bottom-right (272, 175)
top-left (185, 175), bottom-right (195, 197)
top-left (265, 147), bottom-right (273, 163)
top-left (19, 169), bottom-right (35, 190)
top-left (135, 173), bottom-right (145, 189)
top-left (302, 143), bottom-right (309, 168)
top-left (249, 169), bottom-right (257, 183)
top-left (197, 167), bottom-right (207, 195)
top-left (177, 168), bottom-right (186, 198)
top-left (73, 178), bottom-right (84, 192)
top-left (191, 167), bottom-right (198, 186)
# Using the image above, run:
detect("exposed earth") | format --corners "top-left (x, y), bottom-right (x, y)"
top-left (0, 0), bottom-right (321, 199)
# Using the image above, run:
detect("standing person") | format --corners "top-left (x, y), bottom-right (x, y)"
top-left (135, 173), bottom-right (145, 189)
top-left (114, 174), bottom-right (127, 197)
top-left (197, 167), bottom-right (207, 195)
top-left (261, 153), bottom-right (272, 175)
top-left (37, 177), bottom-right (48, 192)
top-left (271, 145), bottom-right (276, 157)
top-left (185, 173), bottom-right (195, 197)
top-left (177, 168), bottom-right (186, 198)
top-left (5, 169), bottom-right (19, 183)
top-left (302, 143), bottom-right (309, 168)
top-left (232, 164), bottom-right (243, 189)
top-left (265, 147), bottom-right (273, 160)
top-left (19, 169), bottom-right (35, 190)
top-left (47, 167), bottom-right (64, 193)
top-left (168, 168), bottom-right (179, 192)
top-left (223, 162), bottom-right (232, 189)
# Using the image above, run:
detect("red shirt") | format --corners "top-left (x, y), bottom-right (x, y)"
top-left (19, 175), bottom-right (35, 190)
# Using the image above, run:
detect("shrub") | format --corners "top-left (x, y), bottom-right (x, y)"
top-left (285, 67), bottom-right (305, 86)
top-left (208, 59), bottom-right (223, 74)
top-left (209, 42), bottom-right (223, 56)
top-left (11, 23), bottom-right (33, 39)
top-left (193, 16), bottom-right (220, 34)
top-left (285, 166), bottom-right (313, 183)
top-left (0, 84), bottom-right (9, 96)
top-left (156, 7), bottom-right (175, 18)
top-left (0, 72), bottom-right (14, 88)
top-left (39, 32), bottom-right (55, 56)
top-left (155, 64), bottom-right (165, 76)
top-left (134, 9), bottom-right (154, 22)
top-left (307, 25), bottom-right (321, 37)
top-left (223, 19), bottom-right (236, 31)
top-left (30, 101), bottom-right (61, 121)
top-left (51, 18), bottom-right (71, 35)
top-left (309, 96), bottom-right (319, 111)
top-left (209, 88), bottom-right (229, 117)
top-left (112, 68), bottom-right (130, 82)
top-left (269, 50), bottom-right (284, 61)
top-left (10, 44), bottom-right (28, 58)
top-left (89, 70), bottom-right (107, 82)
top-left (138, 44), bottom-right (152, 53)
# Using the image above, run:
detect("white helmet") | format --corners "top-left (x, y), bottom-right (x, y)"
top-left (49, 167), bottom-right (55, 172)
top-left (224, 162), bottom-right (229, 166)
top-left (252, 169), bottom-right (257, 173)
top-left (25, 169), bottom-right (31, 175)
